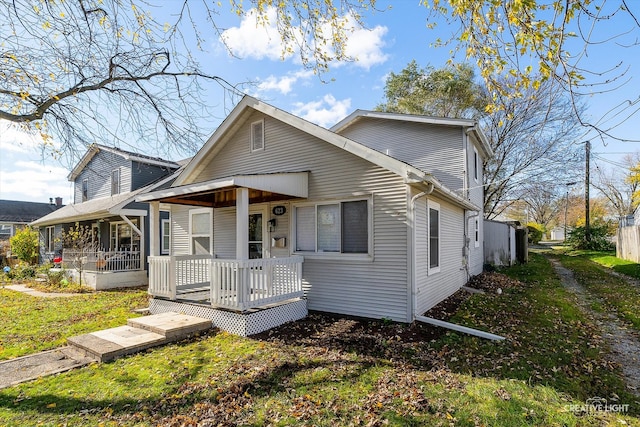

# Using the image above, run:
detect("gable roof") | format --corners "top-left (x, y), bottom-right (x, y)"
top-left (68, 144), bottom-right (181, 181)
top-left (169, 95), bottom-right (480, 211)
top-left (331, 110), bottom-right (494, 159)
top-left (0, 199), bottom-right (62, 223)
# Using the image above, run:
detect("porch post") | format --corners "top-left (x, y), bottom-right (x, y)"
top-left (149, 201), bottom-right (160, 257)
top-left (236, 188), bottom-right (249, 259)
top-left (236, 187), bottom-right (249, 310)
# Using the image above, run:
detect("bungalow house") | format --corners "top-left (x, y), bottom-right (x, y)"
top-left (0, 198), bottom-right (63, 241)
top-left (31, 144), bottom-right (180, 289)
top-left (137, 96), bottom-right (492, 335)
top-left (0, 198), bottom-right (64, 265)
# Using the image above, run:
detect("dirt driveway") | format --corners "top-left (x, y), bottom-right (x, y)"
top-left (546, 255), bottom-right (640, 397)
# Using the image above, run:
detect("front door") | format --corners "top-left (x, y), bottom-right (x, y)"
top-left (248, 212), bottom-right (264, 259)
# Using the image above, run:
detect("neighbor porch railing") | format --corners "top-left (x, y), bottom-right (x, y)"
top-left (148, 255), bottom-right (304, 311)
top-left (62, 249), bottom-right (141, 272)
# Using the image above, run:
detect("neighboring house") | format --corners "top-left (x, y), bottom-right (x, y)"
top-left (31, 144), bottom-right (180, 289)
top-left (137, 96), bottom-right (492, 335)
top-left (549, 226), bottom-right (566, 241)
top-left (0, 198), bottom-right (63, 241)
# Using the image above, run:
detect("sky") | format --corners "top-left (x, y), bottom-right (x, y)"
top-left (1, 1), bottom-right (639, 204)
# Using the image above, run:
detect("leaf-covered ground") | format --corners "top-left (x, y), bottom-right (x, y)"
top-left (0, 253), bottom-right (639, 426)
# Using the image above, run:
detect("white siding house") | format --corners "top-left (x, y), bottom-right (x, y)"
top-left (138, 96), bottom-right (492, 333)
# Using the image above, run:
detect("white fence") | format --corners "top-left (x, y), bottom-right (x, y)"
top-left (617, 226), bottom-right (640, 262)
top-left (62, 249), bottom-right (141, 272)
top-left (148, 255), bottom-right (304, 311)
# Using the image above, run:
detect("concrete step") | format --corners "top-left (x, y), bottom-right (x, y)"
top-left (67, 312), bottom-right (212, 362)
top-left (67, 326), bottom-right (166, 362)
top-left (127, 311), bottom-right (212, 340)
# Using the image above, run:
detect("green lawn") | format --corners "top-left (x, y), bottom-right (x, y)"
top-left (0, 287), bottom-right (149, 359)
top-left (0, 259), bottom-right (639, 426)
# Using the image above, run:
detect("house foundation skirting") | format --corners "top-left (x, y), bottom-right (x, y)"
top-left (66, 269), bottom-right (148, 290)
top-left (148, 298), bottom-right (308, 337)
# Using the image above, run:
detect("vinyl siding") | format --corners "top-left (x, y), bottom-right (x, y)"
top-left (466, 133), bottom-right (486, 276)
top-left (213, 207), bottom-right (236, 258)
top-left (414, 195), bottom-right (467, 314)
top-left (336, 118), bottom-right (465, 193)
top-left (170, 205), bottom-right (191, 256)
top-left (73, 151), bottom-right (131, 203)
top-left (186, 111), bottom-right (410, 321)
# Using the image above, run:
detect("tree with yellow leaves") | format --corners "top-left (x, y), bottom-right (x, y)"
top-left (424, 0), bottom-right (640, 144)
top-left (0, 0), bottom-right (378, 159)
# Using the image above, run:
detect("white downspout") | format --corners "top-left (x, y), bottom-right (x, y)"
top-left (415, 315), bottom-right (505, 341)
top-left (411, 182), bottom-right (505, 341)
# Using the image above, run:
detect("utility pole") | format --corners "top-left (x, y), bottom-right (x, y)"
top-left (564, 181), bottom-right (577, 242)
top-left (585, 141), bottom-right (591, 243)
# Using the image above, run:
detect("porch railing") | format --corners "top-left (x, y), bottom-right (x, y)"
top-left (148, 255), bottom-right (304, 311)
top-left (62, 249), bottom-right (141, 272)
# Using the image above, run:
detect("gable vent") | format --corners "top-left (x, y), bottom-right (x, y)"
top-left (251, 120), bottom-right (264, 152)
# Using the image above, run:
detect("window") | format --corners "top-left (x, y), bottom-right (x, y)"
top-left (295, 199), bottom-right (369, 255)
top-left (45, 226), bottom-right (55, 252)
top-left (161, 219), bottom-right (171, 255)
top-left (428, 202), bottom-right (440, 273)
top-left (111, 169), bottom-right (120, 195)
top-left (190, 208), bottom-right (212, 255)
top-left (0, 224), bottom-right (12, 239)
top-left (251, 120), bottom-right (264, 152)
top-left (473, 147), bottom-right (479, 182)
top-left (474, 218), bottom-right (480, 248)
top-left (82, 179), bottom-right (89, 202)
top-left (110, 220), bottom-right (140, 251)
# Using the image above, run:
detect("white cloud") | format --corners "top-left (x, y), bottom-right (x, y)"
top-left (220, 7), bottom-right (297, 61)
top-left (0, 120), bottom-right (47, 154)
top-left (255, 69), bottom-right (314, 95)
top-left (0, 160), bottom-right (70, 203)
top-left (343, 20), bottom-right (389, 70)
top-left (220, 8), bottom-right (388, 70)
top-left (292, 95), bottom-right (352, 128)
top-left (0, 123), bottom-right (70, 203)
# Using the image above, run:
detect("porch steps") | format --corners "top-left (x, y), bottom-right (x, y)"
top-left (67, 312), bottom-right (212, 362)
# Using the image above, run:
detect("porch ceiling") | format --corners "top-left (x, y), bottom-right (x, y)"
top-left (136, 172), bottom-right (309, 207)
top-left (161, 187), bottom-right (297, 208)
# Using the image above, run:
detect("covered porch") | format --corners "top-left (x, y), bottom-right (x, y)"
top-left (140, 173), bottom-right (308, 320)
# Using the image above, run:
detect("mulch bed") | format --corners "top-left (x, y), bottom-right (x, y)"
top-left (252, 271), bottom-right (522, 361)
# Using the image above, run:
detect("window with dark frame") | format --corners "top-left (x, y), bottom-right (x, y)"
top-left (295, 200), bottom-right (369, 254)
top-left (429, 205), bottom-right (440, 270)
top-left (473, 148), bottom-right (479, 181)
top-left (475, 218), bottom-right (480, 247)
